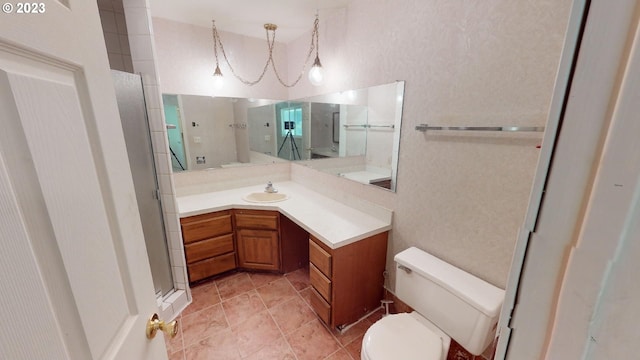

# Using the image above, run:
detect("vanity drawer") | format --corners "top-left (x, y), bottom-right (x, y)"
top-left (181, 212), bottom-right (233, 244)
top-left (310, 263), bottom-right (332, 302)
top-left (187, 252), bottom-right (236, 282)
top-left (310, 287), bottom-right (331, 325)
top-left (235, 210), bottom-right (279, 230)
top-left (309, 237), bottom-right (332, 278)
top-left (184, 234), bottom-right (234, 264)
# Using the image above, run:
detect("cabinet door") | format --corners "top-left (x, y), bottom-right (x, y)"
top-left (237, 229), bottom-right (280, 271)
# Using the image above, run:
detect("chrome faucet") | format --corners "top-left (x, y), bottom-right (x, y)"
top-left (264, 181), bottom-right (278, 193)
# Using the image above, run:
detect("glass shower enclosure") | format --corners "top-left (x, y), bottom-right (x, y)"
top-left (112, 70), bottom-right (174, 296)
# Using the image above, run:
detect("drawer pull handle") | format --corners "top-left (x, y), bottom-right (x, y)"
top-left (398, 265), bottom-right (412, 274)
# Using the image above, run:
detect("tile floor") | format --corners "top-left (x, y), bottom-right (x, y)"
top-left (165, 268), bottom-right (382, 360)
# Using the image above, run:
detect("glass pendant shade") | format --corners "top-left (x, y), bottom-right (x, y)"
top-left (211, 15), bottom-right (323, 88)
top-left (308, 56), bottom-right (324, 86)
top-left (213, 65), bottom-right (224, 90)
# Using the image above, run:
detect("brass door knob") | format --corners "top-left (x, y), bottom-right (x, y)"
top-left (146, 313), bottom-right (178, 339)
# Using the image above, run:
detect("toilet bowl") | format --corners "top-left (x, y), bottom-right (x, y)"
top-left (361, 312), bottom-right (450, 360)
top-left (361, 247), bottom-right (504, 360)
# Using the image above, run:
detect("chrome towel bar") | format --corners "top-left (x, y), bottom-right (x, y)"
top-left (415, 124), bottom-right (544, 132)
top-left (344, 124), bottom-right (395, 129)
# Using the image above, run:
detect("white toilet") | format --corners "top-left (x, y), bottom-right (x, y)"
top-left (361, 247), bottom-right (505, 360)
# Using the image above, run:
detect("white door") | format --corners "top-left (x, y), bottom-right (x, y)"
top-left (0, 1), bottom-right (168, 359)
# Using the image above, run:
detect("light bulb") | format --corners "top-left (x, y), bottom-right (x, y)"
top-left (308, 56), bottom-right (324, 86)
top-left (213, 75), bottom-right (224, 90)
top-left (213, 65), bottom-right (224, 90)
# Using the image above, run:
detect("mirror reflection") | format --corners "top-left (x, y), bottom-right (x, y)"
top-left (162, 81), bottom-right (405, 191)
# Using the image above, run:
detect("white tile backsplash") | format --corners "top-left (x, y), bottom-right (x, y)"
top-left (172, 163), bottom-right (292, 196)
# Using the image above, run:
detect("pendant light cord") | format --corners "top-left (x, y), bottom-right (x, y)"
top-left (211, 15), bottom-right (320, 87)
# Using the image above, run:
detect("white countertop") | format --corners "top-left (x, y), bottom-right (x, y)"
top-left (342, 171), bottom-right (391, 184)
top-left (176, 181), bottom-right (392, 249)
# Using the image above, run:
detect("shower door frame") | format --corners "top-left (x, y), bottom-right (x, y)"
top-left (496, 0), bottom-right (640, 358)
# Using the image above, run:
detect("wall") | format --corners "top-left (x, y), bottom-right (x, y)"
top-left (233, 99), bottom-right (251, 163)
top-left (287, 0), bottom-right (573, 289)
top-left (340, 104), bottom-right (368, 157)
top-left (153, 17), bottom-right (289, 100)
top-left (366, 83), bottom-right (397, 169)
top-left (248, 104), bottom-right (277, 156)
top-left (154, 0), bottom-right (572, 289)
top-left (310, 103), bottom-right (336, 151)
top-left (180, 95), bottom-right (237, 169)
top-left (173, 163), bottom-right (291, 197)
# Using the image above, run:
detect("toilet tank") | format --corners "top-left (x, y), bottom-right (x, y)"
top-left (394, 247), bottom-right (505, 355)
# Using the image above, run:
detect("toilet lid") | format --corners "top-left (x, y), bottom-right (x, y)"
top-left (362, 313), bottom-right (443, 360)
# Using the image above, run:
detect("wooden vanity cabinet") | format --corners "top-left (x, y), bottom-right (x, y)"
top-left (234, 209), bottom-right (281, 271)
top-left (308, 232), bottom-right (388, 329)
top-left (181, 210), bottom-right (237, 283)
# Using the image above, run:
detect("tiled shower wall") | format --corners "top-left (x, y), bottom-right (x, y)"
top-left (97, 0), bottom-right (133, 73)
top-left (98, 0), bottom-right (190, 321)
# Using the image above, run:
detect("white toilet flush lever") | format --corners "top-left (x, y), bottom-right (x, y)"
top-left (398, 265), bottom-right (412, 274)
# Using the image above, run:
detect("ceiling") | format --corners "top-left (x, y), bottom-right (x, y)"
top-left (150, 0), bottom-right (352, 43)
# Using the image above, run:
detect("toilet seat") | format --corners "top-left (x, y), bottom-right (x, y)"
top-left (361, 313), bottom-right (444, 360)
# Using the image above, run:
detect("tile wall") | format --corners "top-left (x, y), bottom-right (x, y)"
top-left (99, 0), bottom-right (190, 321)
top-left (97, 0), bottom-right (133, 72)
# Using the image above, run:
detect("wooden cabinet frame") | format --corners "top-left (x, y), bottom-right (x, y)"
top-left (181, 209), bottom-right (388, 330)
top-left (309, 232), bottom-right (388, 329)
top-left (180, 210), bottom-right (237, 282)
top-left (234, 209), bottom-right (281, 272)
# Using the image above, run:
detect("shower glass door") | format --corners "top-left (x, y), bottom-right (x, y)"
top-left (112, 70), bottom-right (174, 296)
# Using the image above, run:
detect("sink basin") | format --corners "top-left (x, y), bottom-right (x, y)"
top-left (243, 192), bottom-right (289, 203)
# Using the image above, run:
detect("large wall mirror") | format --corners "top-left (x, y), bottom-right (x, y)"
top-left (163, 81), bottom-right (405, 191)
